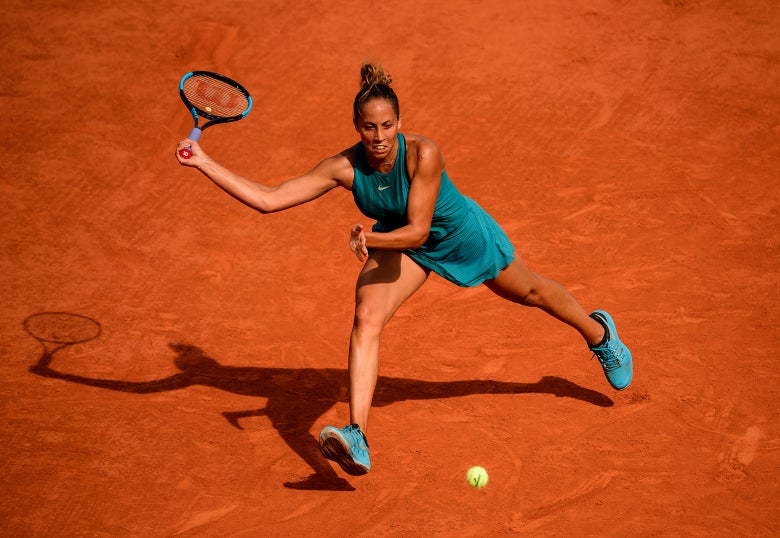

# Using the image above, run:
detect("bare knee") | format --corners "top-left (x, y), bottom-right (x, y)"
top-left (485, 272), bottom-right (545, 307)
top-left (519, 275), bottom-right (569, 310)
top-left (519, 281), bottom-right (543, 306)
top-left (352, 300), bottom-right (388, 339)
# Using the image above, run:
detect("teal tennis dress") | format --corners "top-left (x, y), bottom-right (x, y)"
top-left (352, 134), bottom-right (515, 287)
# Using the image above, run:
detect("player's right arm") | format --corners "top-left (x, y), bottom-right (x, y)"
top-left (175, 139), bottom-right (353, 213)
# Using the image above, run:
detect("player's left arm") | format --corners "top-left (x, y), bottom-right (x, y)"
top-left (362, 137), bottom-right (443, 251)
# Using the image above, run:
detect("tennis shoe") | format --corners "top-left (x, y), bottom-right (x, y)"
top-left (319, 424), bottom-right (371, 476)
top-left (589, 310), bottom-right (633, 390)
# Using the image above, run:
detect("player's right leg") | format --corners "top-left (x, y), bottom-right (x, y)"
top-left (319, 251), bottom-right (429, 475)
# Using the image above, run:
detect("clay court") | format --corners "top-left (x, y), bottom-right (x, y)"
top-left (2, 0), bottom-right (779, 535)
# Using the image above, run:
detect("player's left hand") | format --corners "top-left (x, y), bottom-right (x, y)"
top-left (349, 224), bottom-right (368, 261)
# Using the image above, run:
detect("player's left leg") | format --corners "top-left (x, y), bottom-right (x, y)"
top-left (483, 256), bottom-right (603, 344)
top-left (484, 256), bottom-right (632, 390)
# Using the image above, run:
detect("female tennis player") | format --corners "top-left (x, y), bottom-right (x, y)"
top-left (175, 63), bottom-right (633, 477)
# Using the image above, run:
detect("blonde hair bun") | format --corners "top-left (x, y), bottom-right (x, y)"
top-left (360, 63), bottom-right (392, 90)
top-left (353, 63), bottom-right (400, 119)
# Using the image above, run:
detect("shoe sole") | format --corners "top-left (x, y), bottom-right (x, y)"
top-left (319, 432), bottom-right (370, 476)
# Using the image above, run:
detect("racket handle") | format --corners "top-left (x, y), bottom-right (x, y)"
top-left (178, 127), bottom-right (203, 159)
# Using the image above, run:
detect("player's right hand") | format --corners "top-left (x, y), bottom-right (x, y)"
top-left (175, 139), bottom-right (208, 168)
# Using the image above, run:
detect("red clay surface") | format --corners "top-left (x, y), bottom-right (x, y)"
top-left (2, 0), bottom-right (779, 536)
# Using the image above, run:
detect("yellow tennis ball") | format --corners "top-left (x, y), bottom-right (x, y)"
top-left (205, 106), bottom-right (212, 113)
top-left (465, 466), bottom-right (489, 489)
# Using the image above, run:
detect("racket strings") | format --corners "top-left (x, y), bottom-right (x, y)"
top-left (182, 75), bottom-right (249, 118)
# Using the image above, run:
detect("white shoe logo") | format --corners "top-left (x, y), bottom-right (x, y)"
top-left (378, 185), bottom-right (391, 191)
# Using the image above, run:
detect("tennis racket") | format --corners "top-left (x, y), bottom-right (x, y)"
top-left (178, 70), bottom-right (253, 158)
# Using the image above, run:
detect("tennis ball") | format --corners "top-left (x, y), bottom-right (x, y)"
top-left (205, 106), bottom-right (213, 113)
top-left (465, 466), bottom-right (489, 489)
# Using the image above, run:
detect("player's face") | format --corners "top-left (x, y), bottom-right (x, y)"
top-left (354, 98), bottom-right (401, 165)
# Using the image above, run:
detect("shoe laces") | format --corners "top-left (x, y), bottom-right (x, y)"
top-left (345, 424), bottom-right (369, 450)
top-left (591, 341), bottom-right (625, 372)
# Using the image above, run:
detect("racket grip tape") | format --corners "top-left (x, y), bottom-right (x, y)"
top-left (179, 128), bottom-right (203, 159)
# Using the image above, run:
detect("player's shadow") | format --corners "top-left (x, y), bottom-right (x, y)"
top-left (26, 320), bottom-right (613, 491)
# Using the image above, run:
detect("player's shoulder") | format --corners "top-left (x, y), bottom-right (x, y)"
top-left (404, 133), bottom-right (445, 172)
top-left (313, 146), bottom-right (357, 184)
top-left (404, 133), bottom-right (441, 156)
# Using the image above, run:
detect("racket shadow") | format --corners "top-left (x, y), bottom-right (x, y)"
top-left (25, 320), bottom-right (613, 491)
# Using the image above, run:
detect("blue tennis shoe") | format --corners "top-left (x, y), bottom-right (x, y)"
top-left (589, 310), bottom-right (633, 390)
top-left (319, 424), bottom-right (371, 476)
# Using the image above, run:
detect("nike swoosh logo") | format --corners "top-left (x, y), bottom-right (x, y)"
top-left (378, 185), bottom-right (391, 191)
